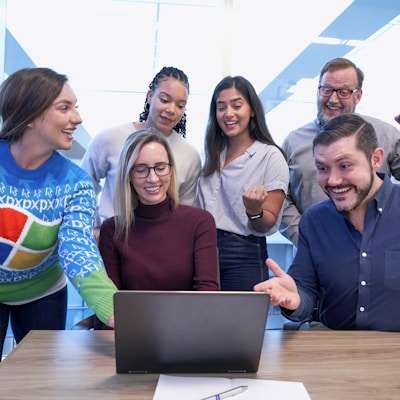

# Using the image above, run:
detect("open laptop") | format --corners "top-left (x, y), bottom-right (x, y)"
top-left (114, 290), bottom-right (270, 374)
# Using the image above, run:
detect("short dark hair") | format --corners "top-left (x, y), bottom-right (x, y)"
top-left (0, 67), bottom-right (68, 143)
top-left (319, 58), bottom-right (364, 89)
top-left (313, 114), bottom-right (378, 160)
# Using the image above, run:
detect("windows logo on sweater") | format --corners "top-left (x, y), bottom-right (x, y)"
top-left (0, 207), bottom-right (59, 271)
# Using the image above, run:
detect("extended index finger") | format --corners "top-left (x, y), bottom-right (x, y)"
top-left (266, 258), bottom-right (286, 278)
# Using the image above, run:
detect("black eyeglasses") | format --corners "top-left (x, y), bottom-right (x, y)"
top-left (130, 162), bottom-right (172, 178)
top-left (318, 85), bottom-right (359, 99)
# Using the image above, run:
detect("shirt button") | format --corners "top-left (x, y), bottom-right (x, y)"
top-left (361, 281), bottom-right (366, 286)
top-left (362, 252), bottom-right (367, 257)
top-left (359, 307), bottom-right (365, 312)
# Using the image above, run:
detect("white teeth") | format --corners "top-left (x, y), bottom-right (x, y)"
top-left (332, 187), bottom-right (350, 193)
top-left (63, 130), bottom-right (74, 137)
top-left (146, 186), bottom-right (160, 192)
top-left (225, 121), bottom-right (237, 125)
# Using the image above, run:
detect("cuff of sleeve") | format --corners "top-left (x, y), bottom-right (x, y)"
top-left (90, 290), bottom-right (116, 326)
top-left (280, 290), bottom-right (311, 322)
top-left (73, 270), bottom-right (117, 326)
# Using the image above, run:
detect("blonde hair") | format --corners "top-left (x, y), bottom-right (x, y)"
top-left (113, 128), bottom-right (179, 242)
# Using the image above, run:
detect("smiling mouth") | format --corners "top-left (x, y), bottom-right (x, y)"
top-left (160, 116), bottom-right (174, 124)
top-left (145, 186), bottom-right (161, 193)
top-left (326, 104), bottom-right (341, 111)
top-left (327, 186), bottom-right (353, 200)
top-left (331, 186), bottom-right (351, 194)
top-left (62, 129), bottom-right (74, 139)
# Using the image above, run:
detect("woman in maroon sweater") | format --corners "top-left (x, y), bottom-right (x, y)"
top-left (99, 128), bottom-right (219, 292)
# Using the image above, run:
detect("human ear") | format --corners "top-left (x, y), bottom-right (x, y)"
top-left (146, 90), bottom-right (153, 104)
top-left (354, 89), bottom-right (363, 105)
top-left (371, 147), bottom-right (384, 171)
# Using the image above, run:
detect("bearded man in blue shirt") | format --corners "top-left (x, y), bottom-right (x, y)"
top-left (255, 113), bottom-right (400, 331)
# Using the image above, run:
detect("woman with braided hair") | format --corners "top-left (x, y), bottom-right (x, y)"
top-left (81, 66), bottom-right (201, 240)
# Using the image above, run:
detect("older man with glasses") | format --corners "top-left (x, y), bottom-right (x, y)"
top-left (279, 57), bottom-right (400, 246)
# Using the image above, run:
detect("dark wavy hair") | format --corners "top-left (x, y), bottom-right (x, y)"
top-left (0, 67), bottom-right (67, 143)
top-left (139, 66), bottom-right (190, 138)
top-left (202, 75), bottom-right (284, 176)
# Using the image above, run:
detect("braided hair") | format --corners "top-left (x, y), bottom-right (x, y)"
top-left (139, 66), bottom-right (189, 137)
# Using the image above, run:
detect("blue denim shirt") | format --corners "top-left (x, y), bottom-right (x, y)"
top-left (283, 173), bottom-right (400, 330)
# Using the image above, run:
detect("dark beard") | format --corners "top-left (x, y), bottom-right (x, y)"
top-left (330, 168), bottom-right (374, 213)
top-left (317, 112), bottom-right (328, 127)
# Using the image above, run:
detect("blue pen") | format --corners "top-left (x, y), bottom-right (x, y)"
top-left (199, 385), bottom-right (248, 400)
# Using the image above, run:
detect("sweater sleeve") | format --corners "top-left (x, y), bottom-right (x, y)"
top-left (80, 132), bottom-right (109, 198)
top-left (279, 193), bottom-right (301, 246)
top-left (192, 209), bottom-right (220, 290)
top-left (98, 218), bottom-right (123, 289)
top-left (167, 132), bottom-right (201, 207)
top-left (58, 176), bottom-right (117, 325)
top-left (178, 150), bottom-right (201, 206)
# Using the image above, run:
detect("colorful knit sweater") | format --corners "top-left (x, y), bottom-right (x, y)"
top-left (0, 141), bottom-right (117, 324)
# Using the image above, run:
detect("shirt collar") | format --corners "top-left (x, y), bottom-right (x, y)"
top-left (373, 172), bottom-right (392, 214)
top-left (337, 172), bottom-right (390, 219)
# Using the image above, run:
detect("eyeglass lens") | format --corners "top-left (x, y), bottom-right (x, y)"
top-left (318, 86), bottom-right (357, 99)
top-left (131, 163), bottom-right (171, 178)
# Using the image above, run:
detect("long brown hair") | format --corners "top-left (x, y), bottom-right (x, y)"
top-left (0, 67), bottom-right (67, 143)
top-left (202, 75), bottom-right (284, 176)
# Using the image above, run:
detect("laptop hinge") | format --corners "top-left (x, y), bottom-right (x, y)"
top-left (128, 370), bottom-right (148, 374)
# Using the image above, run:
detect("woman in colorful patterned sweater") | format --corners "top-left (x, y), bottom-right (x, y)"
top-left (0, 67), bottom-right (117, 358)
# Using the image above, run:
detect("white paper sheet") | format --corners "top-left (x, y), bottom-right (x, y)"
top-left (153, 374), bottom-right (312, 400)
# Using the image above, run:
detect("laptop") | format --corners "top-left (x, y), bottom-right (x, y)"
top-left (114, 290), bottom-right (270, 374)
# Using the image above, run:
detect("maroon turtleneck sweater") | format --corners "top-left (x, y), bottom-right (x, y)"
top-left (99, 196), bottom-right (219, 291)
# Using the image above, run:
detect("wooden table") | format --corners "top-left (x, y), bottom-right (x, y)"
top-left (0, 329), bottom-right (399, 399)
